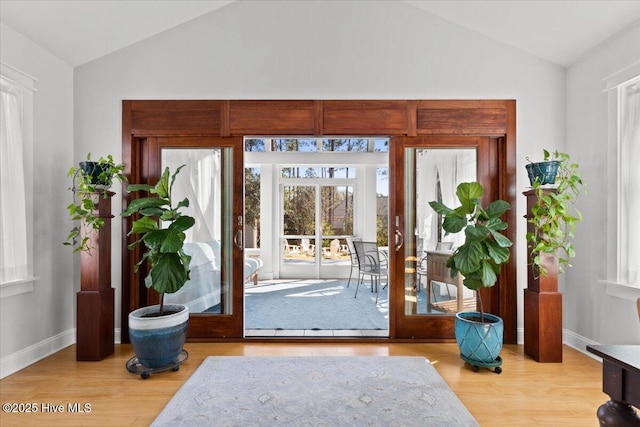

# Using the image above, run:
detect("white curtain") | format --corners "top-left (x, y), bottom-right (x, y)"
top-left (416, 149), bottom-right (477, 253)
top-left (162, 149), bottom-right (221, 243)
top-left (0, 76), bottom-right (28, 283)
top-left (622, 81), bottom-right (640, 285)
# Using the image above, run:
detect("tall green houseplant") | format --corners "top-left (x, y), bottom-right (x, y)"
top-left (121, 165), bottom-right (195, 314)
top-left (526, 149), bottom-right (586, 276)
top-left (429, 181), bottom-right (513, 319)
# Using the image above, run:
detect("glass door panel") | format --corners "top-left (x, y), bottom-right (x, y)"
top-left (320, 185), bottom-right (353, 268)
top-left (280, 183), bottom-right (357, 277)
top-left (390, 136), bottom-right (491, 339)
top-left (156, 137), bottom-right (244, 339)
top-left (404, 148), bottom-right (478, 316)
top-left (282, 185), bottom-right (316, 269)
top-left (161, 148), bottom-right (232, 315)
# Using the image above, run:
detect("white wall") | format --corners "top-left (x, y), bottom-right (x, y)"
top-left (2, 1), bottom-right (574, 372)
top-left (0, 23), bottom-right (75, 378)
top-left (565, 22), bottom-right (640, 348)
top-left (73, 0), bottom-right (565, 342)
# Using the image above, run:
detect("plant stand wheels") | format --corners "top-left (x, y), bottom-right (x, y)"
top-left (126, 349), bottom-right (189, 379)
top-left (461, 354), bottom-right (503, 374)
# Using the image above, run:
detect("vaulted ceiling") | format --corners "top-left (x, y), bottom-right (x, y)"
top-left (1, 0), bottom-right (639, 68)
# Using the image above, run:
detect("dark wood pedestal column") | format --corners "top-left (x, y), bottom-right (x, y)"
top-left (76, 191), bottom-right (115, 361)
top-left (524, 189), bottom-right (563, 363)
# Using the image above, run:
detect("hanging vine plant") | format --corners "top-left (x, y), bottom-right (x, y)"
top-left (64, 153), bottom-right (126, 254)
top-left (526, 150), bottom-right (586, 276)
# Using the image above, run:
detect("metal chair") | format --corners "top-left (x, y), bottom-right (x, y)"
top-left (345, 237), bottom-right (362, 288)
top-left (353, 240), bottom-right (388, 303)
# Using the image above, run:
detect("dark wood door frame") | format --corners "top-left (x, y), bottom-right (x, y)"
top-left (122, 99), bottom-right (517, 343)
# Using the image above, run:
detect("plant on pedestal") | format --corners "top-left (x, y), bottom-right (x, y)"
top-left (64, 153), bottom-right (126, 254)
top-left (526, 149), bottom-right (585, 276)
top-left (429, 181), bottom-right (512, 373)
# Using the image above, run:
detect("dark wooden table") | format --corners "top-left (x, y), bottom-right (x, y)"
top-left (587, 345), bottom-right (640, 426)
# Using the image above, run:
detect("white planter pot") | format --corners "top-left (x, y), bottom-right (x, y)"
top-left (128, 304), bottom-right (188, 368)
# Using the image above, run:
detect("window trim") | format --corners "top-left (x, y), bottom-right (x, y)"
top-left (603, 60), bottom-right (640, 297)
top-left (0, 62), bottom-right (37, 297)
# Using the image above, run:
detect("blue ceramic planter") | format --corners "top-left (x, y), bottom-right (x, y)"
top-left (526, 161), bottom-right (559, 186)
top-left (129, 304), bottom-right (188, 368)
top-left (455, 312), bottom-right (503, 364)
top-left (79, 161), bottom-right (111, 188)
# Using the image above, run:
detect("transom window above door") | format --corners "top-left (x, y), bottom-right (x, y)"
top-left (245, 137), bottom-right (389, 153)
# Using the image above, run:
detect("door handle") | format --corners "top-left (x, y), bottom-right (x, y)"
top-left (234, 230), bottom-right (243, 250)
top-left (395, 230), bottom-right (404, 252)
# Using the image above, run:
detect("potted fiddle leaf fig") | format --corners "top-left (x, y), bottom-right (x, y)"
top-left (121, 165), bottom-right (195, 374)
top-left (429, 181), bottom-right (512, 373)
top-left (526, 150), bottom-right (586, 277)
top-left (64, 153), bottom-right (126, 254)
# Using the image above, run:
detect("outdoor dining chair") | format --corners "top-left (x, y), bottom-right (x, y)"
top-left (345, 237), bottom-right (362, 288)
top-left (353, 240), bottom-right (388, 304)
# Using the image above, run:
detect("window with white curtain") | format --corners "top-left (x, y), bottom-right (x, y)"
top-left (0, 63), bottom-right (36, 297)
top-left (619, 76), bottom-right (640, 287)
top-left (604, 63), bottom-right (640, 292)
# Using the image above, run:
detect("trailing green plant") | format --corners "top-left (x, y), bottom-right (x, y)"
top-left (429, 182), bottom-right (512, 320)
top-left (526, 150), bottom-right (586, 276)
top-left (121, 165), bottom-right (195, 314)
top-left (64, 153), bottom-right (126, 254)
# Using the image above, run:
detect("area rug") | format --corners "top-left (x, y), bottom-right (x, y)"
top-left (245, 280), bottom-right (389, 330)
top-left (151, 356), bottom-right (479, 427)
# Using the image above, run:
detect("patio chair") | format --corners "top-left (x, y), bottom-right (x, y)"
top-left (329, 239), bottom-right (340, 259)
top-left (353, 240), bottom-right (388, 303)
top-left (345, 237), bottom-right (362, 288)
top-left (283, 239), bottom-right (300, 255)
top-left (301, 238), bottom-right (315, 256)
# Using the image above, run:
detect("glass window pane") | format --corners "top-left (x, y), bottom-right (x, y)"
top-left (273, 138), bottom-right (317, 152)
top-left (322, 138), bottom-right (368, 152)
top-left (283, 186), bottom-right (316, 235)
top-left (320, 237), bottom-right (350, 265)
top-left (245, 167), bottom-right (260, 249)
top-left (374, 138), bottom-right (390, 152)
top-left (282, 167), bottom-right (356, 178)
top-left (282, 167), bottom-right (322, 178)
top-left (377, 168), bottom-right (389, 247)
top-left (321, 186), bottom-right (353, 236)
top-left (160, 148), bottom-right (232, 315)
top-left (245, 138), bottom-right (265, 152)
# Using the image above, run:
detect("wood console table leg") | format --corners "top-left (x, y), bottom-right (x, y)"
top-left (597, 400), bottom-right (640, 427)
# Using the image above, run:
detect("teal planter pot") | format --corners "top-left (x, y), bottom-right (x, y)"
top-left (526, 161), bottom-right (559, 186)
top-left (128, 304), bottom-right (188, 369)
top-left (455, 312), bottom-right (503, 364)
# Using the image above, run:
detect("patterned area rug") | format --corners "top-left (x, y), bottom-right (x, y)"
top-left (151, 356), bottom-right (479, 427)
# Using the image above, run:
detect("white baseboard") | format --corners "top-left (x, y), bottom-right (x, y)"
top-left (563, 329), bottom-right (602, 361)
top-left (0, 329), bottom-right (76, 379)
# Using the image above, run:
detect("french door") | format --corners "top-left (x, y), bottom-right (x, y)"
top-left (390, 136), bottom-right (502, 339)
top-left (280, 182), bottom-right (355, 279)
top-left (123, 136), bottom-right (245, 339)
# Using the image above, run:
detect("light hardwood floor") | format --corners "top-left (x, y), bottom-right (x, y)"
top-left (0, 343), bottom-right (606, 426)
